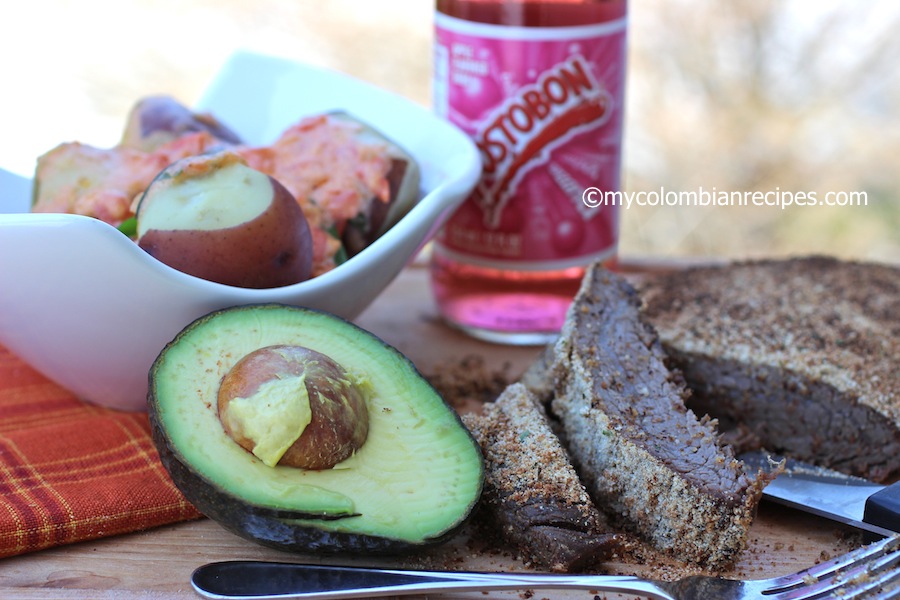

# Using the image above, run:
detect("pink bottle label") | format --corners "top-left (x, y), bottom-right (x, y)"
top-left (434, 13), bottom-right (626, 269)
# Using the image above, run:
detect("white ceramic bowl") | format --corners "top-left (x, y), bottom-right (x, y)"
top-left (0, 51), bottom-right (480, 412)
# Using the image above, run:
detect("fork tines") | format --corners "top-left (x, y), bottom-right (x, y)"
top-left (767, 535), bottom-right (900, 599)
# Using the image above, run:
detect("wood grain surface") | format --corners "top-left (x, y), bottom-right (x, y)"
top-left (0, 263), bottom-right (869, 600)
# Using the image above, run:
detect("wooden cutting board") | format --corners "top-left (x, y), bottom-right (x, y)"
top-left (0, 263), bottom-right (869, 600)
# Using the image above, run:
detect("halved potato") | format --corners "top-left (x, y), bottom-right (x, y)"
top-left (136, 151), bottom-right (313, 288)
top-left (121, 95), bottom-right (243, 152)
top-left (328, 111), bottom-right (421, 257)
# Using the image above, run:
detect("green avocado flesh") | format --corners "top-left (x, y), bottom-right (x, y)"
top-left (149, 304), bottom-right (483, 552)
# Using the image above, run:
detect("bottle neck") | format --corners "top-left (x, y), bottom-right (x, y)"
top-left (436, 0), bottom-right (627, 27)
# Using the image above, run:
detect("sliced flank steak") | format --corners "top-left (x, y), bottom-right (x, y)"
top-left (543, 266), bottom-right (769, 569)
top-left (639, 256), bottom-right (900, 482)
top-left (462, 383), bottom-right (622, 572)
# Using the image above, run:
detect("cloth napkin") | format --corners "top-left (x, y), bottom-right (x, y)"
top-left (0, 344), bottom-right (202, 559)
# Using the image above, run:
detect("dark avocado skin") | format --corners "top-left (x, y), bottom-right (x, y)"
top-left (150, 416), bottom-right (470, 554)
top-left (147, 303), bottom-right (483, 555)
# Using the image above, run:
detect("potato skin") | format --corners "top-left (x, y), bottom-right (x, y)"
top-left (121, 95), bottom-right (242, 151)
top-left (138, 165), bottom-right (313, 289)
top-left (341, 158), bottom-right (410, 257)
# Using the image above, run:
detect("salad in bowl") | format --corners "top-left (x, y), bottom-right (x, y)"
top-left (0, 51), bottom-right (480, 411)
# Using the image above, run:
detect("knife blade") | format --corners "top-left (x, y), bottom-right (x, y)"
top-left (740, 451), bottom-right (900, 538)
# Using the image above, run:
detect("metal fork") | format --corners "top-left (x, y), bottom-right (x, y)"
top-left (192, 534), bottom-right (900, 600)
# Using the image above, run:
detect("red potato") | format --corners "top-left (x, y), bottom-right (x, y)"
top-left (327, 111), bottom-right (421, 258)
top-left (121, 95), bottom-right (243, 152)
top-left (217, 344), bottom-right (370, 470)
top-left (136, 151), bottom-right (313, 289)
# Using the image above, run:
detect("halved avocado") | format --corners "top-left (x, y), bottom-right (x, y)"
top-left (148, 304), bottom-right (484, 554)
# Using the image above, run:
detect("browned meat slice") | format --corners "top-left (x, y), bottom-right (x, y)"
top-left (640, 256), bottom-right (900, 482)
top-left (545, 266), bottom-right (769, 569)
top-left (462, 383), bottom-right (621, 572)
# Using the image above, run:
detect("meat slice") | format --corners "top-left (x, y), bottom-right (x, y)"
top-left (545, 265), bottom-right (768, 569)
top-left (639, 256), bottom-right (900, 482)
top-left (462, 383), bottom-right (621, 572)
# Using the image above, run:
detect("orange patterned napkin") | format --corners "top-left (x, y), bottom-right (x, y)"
top-left (0, 344), bottom-right (202, 559)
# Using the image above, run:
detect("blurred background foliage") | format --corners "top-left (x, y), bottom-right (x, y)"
top-left (623, 0), bottom-right (900, 261)
top-left (3, 0), bottom-right (897, 261)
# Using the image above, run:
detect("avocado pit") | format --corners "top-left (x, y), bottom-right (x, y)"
top-left (217, 344), bottom-right (369, 470)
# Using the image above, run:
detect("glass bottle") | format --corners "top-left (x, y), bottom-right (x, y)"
top-left (431, 0), bottom-right (627, 344)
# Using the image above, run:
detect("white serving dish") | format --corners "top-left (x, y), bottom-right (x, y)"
top-left (0, 50), bottom-right (480, 412)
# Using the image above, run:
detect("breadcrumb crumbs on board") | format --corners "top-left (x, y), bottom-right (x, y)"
top-left (424, 354), bottom-right (515, 413)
